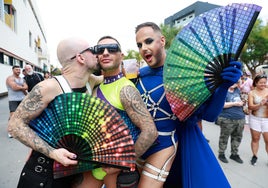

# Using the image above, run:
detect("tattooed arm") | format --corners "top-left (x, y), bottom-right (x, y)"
top-left (8, 79), bottom-right (78, 166)
top-left (120, 85), bottom-right (158, 158)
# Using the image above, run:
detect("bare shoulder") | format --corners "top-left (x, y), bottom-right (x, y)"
top-left (6, 75), bottom-right (13, 83)
top-left (16, 78), bottom-right (62, 121)
top-left (120, 85), bottom-right (142, 104)
top-left (120, 85), bottom-right (149, 116)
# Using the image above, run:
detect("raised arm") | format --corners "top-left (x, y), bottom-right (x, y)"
top-left (120, 85), bottom-right (158, 158)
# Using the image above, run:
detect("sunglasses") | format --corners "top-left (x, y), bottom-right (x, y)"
top-left (256, 74), bottom-right (267, 79)
top-left (70, 47), bottom-right (96, 60)
top-left (95, 44), bottom-right (121, 55)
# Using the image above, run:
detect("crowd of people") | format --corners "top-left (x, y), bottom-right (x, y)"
top-left (6, 65), bottom-right (51, 138)
top-left (6, 21), bottom-right (268, 188)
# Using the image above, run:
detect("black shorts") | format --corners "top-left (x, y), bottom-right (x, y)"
top-left (9, 101), bottom-right (22, 112)
top-left (17, 151), bottom-right (81, 188)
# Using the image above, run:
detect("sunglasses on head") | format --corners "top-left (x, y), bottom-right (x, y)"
top-left (95, 44), bottom-right (121, 55)
top-left (256, 74), bottom-right (267, 79)
top-left (70, 47), bottom-right (96, 60)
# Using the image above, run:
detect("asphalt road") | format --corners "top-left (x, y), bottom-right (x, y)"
top-left (0, 95), bottom-right (267, 188)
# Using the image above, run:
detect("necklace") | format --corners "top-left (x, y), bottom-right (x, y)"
top-left (103, 73), bottom-right (124, 84)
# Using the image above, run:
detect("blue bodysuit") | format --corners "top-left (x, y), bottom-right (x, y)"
top-left (136, 65), bottom-right (231, 188)
top-left (136, 66), bottom-right (179, 159)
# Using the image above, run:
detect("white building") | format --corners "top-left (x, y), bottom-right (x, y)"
top-left (0, 0), bottom-right (49, 96)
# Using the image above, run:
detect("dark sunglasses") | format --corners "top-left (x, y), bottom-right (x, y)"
top-left (70, 47), bottom-right (96, 60)
top-left (95, 44), bottom-right (121, 55)
top-left (256, 74), bottom-right (267, 79)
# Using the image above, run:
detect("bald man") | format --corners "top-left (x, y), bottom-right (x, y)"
top-left (8, 37), bottom-right (100, 188)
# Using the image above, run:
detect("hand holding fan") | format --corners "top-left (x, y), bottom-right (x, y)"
top-left (163, 3), bottom-right (261, 121)
top-left (29, 92), bottom-right (136, 178)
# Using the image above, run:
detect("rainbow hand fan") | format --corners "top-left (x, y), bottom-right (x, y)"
top-left (163, 3), bottom-right (261, 121)
top-left (29, 92), bottom-right (136, 178)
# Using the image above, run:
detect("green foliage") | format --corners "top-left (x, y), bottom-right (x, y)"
top-left (240, 19), bottom-right (268, 77)
top-left (124, 49), bottom-right (142, 62)
top-left (160, 23), bottom-right (181, 49)
top-left (50, 64), bottom-right (61, 76)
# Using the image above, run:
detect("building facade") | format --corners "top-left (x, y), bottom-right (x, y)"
top-left (0, 0), bottom-right (49, 95)
top-left (164, 1), bottom-right (220, 28)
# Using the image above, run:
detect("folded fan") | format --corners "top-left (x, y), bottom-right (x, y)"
top-left (163, 3), bottom-right (261, 121)
top-left (29, 92), bottom-right (136, 178)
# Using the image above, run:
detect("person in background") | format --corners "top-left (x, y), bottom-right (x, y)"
top-left (248, 74), bottom-right (268, 166)
top-left (44, 71), bottom-right (51, 79)
top-left (239, 72), bottom-right (253, 124)
top-left (217, 82), bottom-right (245, 164)
top-left (22, 69), bottom-right (27, 78)
top-left (77, 36), bottom-right (158, 188)
top-left (135, 22), bottom-right (242, 188)
top-left (24, 64), bottom-right (44, 92)
top-left (8, 37), bottom-right (100, 187)
top-left (6, 65), bottom-right (28, 138)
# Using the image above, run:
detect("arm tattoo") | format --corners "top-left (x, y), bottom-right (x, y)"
top-left (12, 85), bottom-right (54, 157)
top-left (121, 85), bottom-right (157, 157)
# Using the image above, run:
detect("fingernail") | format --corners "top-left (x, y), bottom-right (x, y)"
top-left (73, 154), bottom-right (77, 159)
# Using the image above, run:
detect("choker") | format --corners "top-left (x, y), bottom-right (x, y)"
top-left (72, 86), bottom-right (87, 93)
top-left (104, 73), bottom-right (124, 84)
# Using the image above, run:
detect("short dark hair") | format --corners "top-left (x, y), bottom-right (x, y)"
top-left (12, 65), bottom-right (20, 69)
top-left (135, 22), bottom-right (161, 34)
top-left (97, 36), bottom-right (121, 47)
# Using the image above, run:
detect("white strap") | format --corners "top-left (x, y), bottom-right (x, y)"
top-left (54, 75), bottom-right (72, 93)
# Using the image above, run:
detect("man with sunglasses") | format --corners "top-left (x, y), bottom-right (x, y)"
top-left (78, 36), bottom-right (158, 188)
top-left (8, 37), bottom-right (100, 188)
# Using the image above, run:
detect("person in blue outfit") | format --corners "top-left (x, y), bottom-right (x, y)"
top-left (135, 22), bottom-right (242, 188)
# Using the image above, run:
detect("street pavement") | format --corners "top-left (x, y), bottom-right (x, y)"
top-left (0, 95), bottom-right (267, 188)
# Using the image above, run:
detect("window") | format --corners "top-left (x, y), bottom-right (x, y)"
top-left (4, 3), bottom-right (16, 31)
top-left (0, 52), bottom-right (3, 64)
top-left (3, 54), bottom-right (10, 65)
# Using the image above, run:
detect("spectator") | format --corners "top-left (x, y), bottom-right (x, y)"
top-left (217, 82), bottom-right (245, 164)
top-left (6, 65), bottom-right (28, 138)
top-left (24, 64), bottom-right (44, 92)
top-left (248, 74), bottom-right (268, 166)
top-left (239, 72), bottom-right (253, 124)
top-left (44, 71), bottom-right (51, 79)
top-left (22, 69), bottom-right (27, 78)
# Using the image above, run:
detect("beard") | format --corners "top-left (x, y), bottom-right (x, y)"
top-left (27, 70), bottom-right (34, 75)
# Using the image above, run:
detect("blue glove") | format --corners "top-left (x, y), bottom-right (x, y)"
top-left (220, 61), bottom-right (242, 89)
top-left (201, 61), bottom-right (242, 122)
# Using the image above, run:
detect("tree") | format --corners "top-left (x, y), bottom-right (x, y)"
top-left (160, 23), bottom-right (181, 49)
top-left (124, 49), bottom-right (142, 62)
top-left (240, 19), bottom-right (268, 77)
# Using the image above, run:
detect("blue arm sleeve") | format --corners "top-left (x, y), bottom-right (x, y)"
top-left (202, 86), bottom-right (228, 122)
top-left (202, 61), bottom-right (242, 122)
